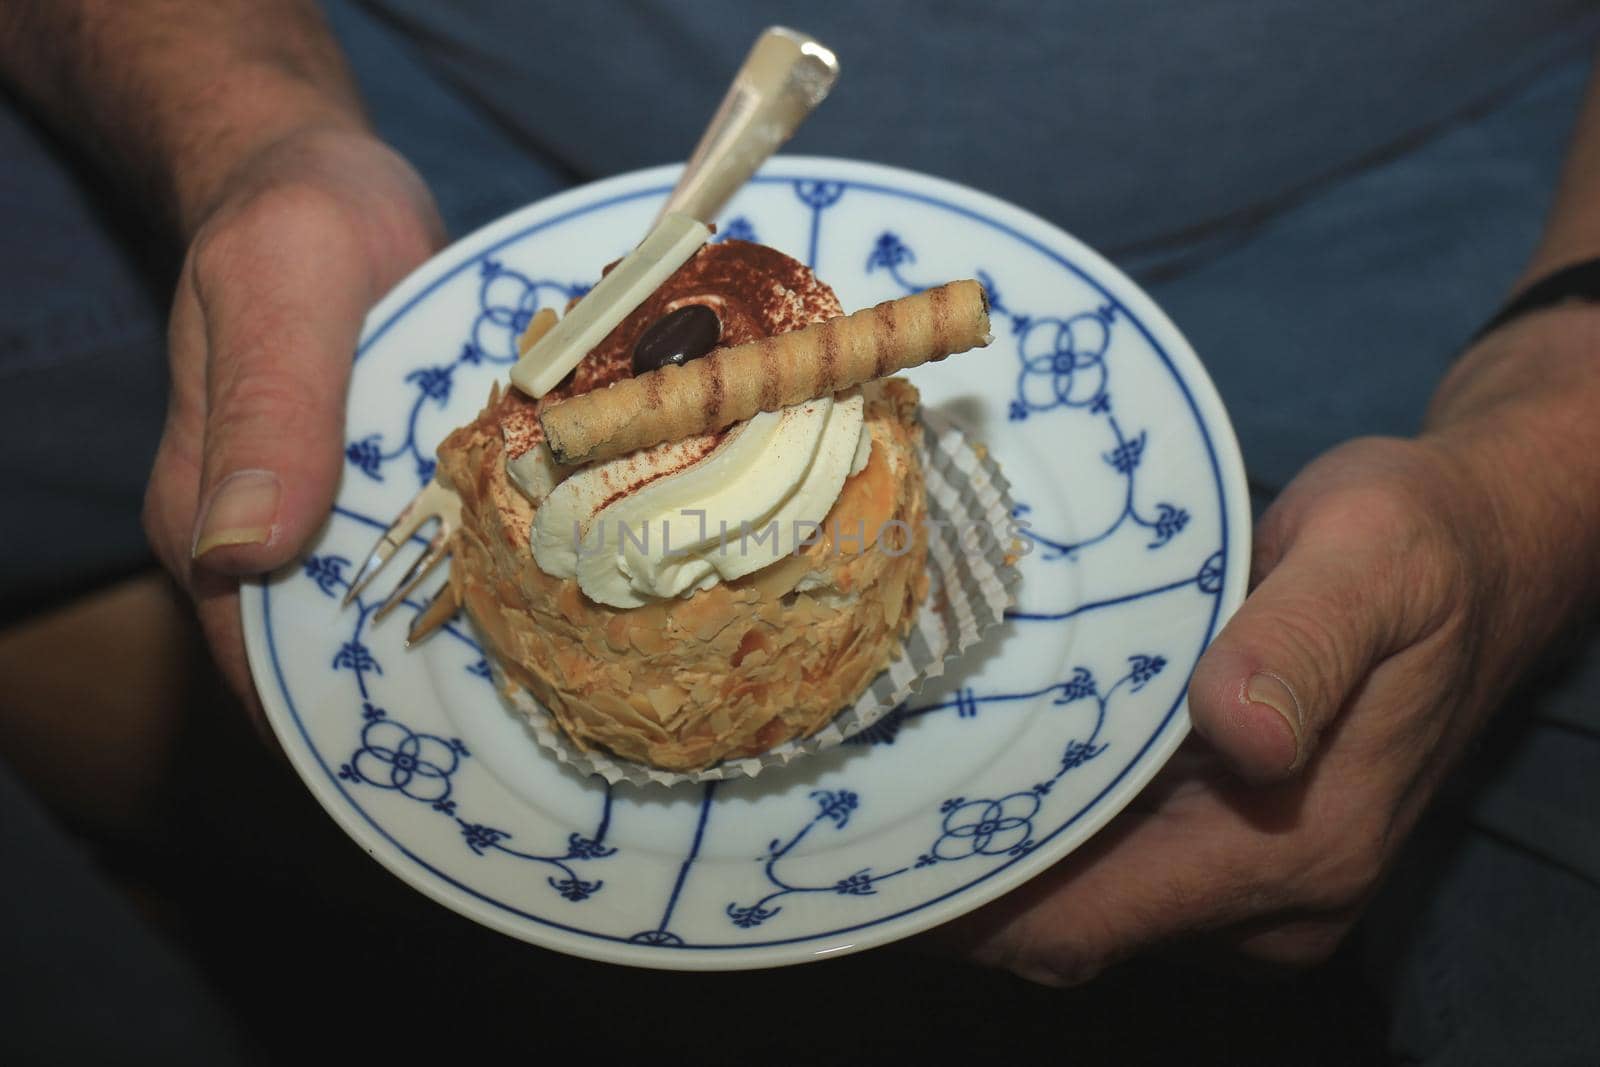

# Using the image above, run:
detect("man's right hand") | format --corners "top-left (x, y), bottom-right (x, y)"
top-left (143, 124), bottom-right (444, 728)
top-left (2, 2), bottom-right (446, 726)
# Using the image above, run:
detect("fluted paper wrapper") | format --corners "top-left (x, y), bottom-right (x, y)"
top-left (493, 409), bottom-right (1019, 786)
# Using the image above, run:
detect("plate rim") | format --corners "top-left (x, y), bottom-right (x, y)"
top-left (241, 153), bottom-right (1252, 970)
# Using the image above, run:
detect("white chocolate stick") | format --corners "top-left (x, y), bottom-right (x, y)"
top-left (509, 212), bottom-right (710, 398)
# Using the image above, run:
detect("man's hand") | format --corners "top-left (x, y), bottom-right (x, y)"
top-left (2, 3), bottom-right (445, 723)
top-left (143, 126), bottom-right (443, 725)
top-left (940, 46), bottom-right (1600, 986)
top-left (940, 305), bottom-right (1600, 985)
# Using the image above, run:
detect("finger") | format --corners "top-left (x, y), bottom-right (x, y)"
top-left (144, 278), bottom-right (209, 582)
top-left (187, 192), bottom-right (375, 575)
top-left (924, 786), bottom-right (1286, 986)
top-left (1187, 494), bottom-right (1417, 781)
top-left (192, 576), bottom-right (276, 742)
top-left (1215, 910), bottom-right (1358, 967)
top-left (143, 265), bottom-right (306, 726)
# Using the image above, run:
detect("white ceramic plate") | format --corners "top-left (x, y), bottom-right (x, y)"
top-left (241, 157), bottom-right (1250, 970)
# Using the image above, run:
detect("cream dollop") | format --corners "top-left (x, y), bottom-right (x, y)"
top-left (531, 392), bottom-right (867, 609)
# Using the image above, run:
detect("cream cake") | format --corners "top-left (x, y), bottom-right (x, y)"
top-left (437, 240), bottom-right (991, 773)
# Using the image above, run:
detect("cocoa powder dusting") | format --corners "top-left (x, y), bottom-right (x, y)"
top-left (495, 389), bottom-right (546, 458)
top-left (757, 337), bottom-right (780, 410)
top-left (592, 428), bottom-right (730, 512)
top-left (502, 240), bottom-right (841, 459)
top-left (819, 316), bottom-right (839, 393)
top-left (928, 283), bottom-right (951, 355)
top-left (706, 357), bottom-right (724, 420)
top-left (872, 301), bottom-right (898, 379)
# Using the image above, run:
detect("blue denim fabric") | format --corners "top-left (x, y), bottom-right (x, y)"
top-left (0, 105), bottom-right (172, 613)
top-left (1141, 58), bottom-right (1591, 499)
top-left (359, 0), bottom-right (1598, 255)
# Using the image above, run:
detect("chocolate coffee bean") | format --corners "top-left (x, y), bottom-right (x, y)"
top-left (632, 304), bottom-right (721, 375)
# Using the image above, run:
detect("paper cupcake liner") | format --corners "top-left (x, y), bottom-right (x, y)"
top-left (494, 408), bottom-right (1020, 786)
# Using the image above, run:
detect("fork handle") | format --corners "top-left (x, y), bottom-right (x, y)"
top-left (656, 26), bottom-right (839, 226)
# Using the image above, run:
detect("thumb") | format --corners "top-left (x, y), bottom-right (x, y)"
top-left (188, 202), bottom-right (376, 574)
top-left (1187, 503), bottom-right (1409, 781)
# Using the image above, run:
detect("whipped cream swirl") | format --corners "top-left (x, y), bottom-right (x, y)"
top-left (531, 391), bottom-right (867, 608)
top-left (504, 240), bottom-right (868, 609)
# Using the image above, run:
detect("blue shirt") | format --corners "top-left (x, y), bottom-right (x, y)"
top-left (363, 0), bottom-right (1596, 256)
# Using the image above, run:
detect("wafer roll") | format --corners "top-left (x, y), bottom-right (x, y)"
top-left (540, 279), bottom-right (989, 465)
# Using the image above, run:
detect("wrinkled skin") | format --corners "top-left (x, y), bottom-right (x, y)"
top-left (142, 125), bottom-right (443, 733)
top-left (933, 306), bottom-right (1600, 982)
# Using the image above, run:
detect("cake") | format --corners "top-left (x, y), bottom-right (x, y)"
top-left (436, 240), bottom-right (943, 772)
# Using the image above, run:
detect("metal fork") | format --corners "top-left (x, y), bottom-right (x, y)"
top-left (343, 26), bottom-right (840, 644)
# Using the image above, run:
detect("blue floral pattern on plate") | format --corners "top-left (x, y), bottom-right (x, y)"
top-left (240, 157), bottom-right (1250, 970)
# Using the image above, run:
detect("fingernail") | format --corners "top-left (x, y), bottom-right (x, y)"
top-left (1246, 671), bottom-right (1302, 743)
top-left (193, 469), bottom-right (280, 558)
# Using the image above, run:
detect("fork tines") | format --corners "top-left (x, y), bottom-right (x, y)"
top-left (344, 479), bottom-right (462, 640)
